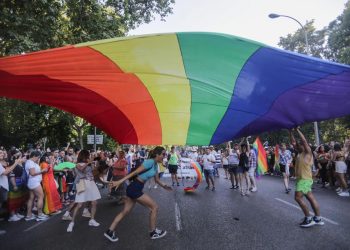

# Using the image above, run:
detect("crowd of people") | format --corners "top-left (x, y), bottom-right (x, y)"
top-left (264, 137), bottom-right (350, 197)
top-left (0, 144), bottom-right (172, 239)
top-left (0, 129), bottom-right (349, 238)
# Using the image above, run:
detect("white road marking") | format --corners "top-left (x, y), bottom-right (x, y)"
top-left (24, 220), bottom-right (47, 232)
top-left (175, 202), bottom-right (182, 231)
top-left (275, 198), bottom-right (339, 225)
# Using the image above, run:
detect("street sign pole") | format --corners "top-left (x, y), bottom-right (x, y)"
top-left (94, 127), bottom-right (96, 152)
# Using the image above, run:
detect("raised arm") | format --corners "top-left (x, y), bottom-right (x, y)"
top-left (64, 142), bottom-right (70, 152)
top-left (296, 128), bottom-right (312, 154)
top-left (246, 137), bottom-right (251, 152)
top-left (289, 130), bottom-right (296, 147)
top-left (239, 137), bottom-right (245, 146)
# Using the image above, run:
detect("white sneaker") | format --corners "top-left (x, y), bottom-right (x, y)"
top-left (336, 187), bottom-right (341, 192)
top-left (338, 191), bottom-right (350, 197)
top-left (38, 213), bottom-right (49, 218)
top-left (36, 214), bottom-right (49, 221)
top-left (62, 213), bottom-right (73, 221)
top-left (25, 214), bottom-right (36, 221)
top-left (8, 214), bottom-right (21, 222)
top-left (82, 209), bottom-right (91, 218)
top-left (67, 222), bottom-right (74, 232)
top-left (88, 219), bottom-right (100, 227)
top-left (251, 187), bottom-right (257, 192)
top-left (154, 185), bottom-right (158, 189)
top-left (16, 213), bottom-right (25, 219)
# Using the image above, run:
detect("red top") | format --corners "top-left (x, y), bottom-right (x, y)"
top-left (113, 159), bottom-right (127, 176)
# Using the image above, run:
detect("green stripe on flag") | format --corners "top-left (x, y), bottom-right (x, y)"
top-left (177, 32), bottom-right (261, 145)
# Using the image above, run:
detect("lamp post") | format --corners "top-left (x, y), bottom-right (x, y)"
top-left (269, 13), bottom-right (320, 146)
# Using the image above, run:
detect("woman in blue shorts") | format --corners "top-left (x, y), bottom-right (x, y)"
top-left (104, 146), bottom-right (172, 242)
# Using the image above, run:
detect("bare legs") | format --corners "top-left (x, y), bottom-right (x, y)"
top-left (109, 194), bottom-right (158, 232)
top-left (337, 173), bottom-right (348, 190)
top-left (109, 197), bottom-right (136, 231)
top-left (283, 173), bottom-right (290, 190)
top-left (90, 200), bottom-right (97, 220)
top-left (171, 173), bottom-right (179, 186)
top-left (26, 186), bottom-right (45, 217)
top-left (137, 194), bottom-right (159, 231)
top-left (294, 191), bottom-right (320, 217)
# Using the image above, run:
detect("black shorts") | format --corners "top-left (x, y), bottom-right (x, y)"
top-left (223, 165), bottom-right (229, 170)
top-left (228, 164), bottom-right (238, 174)
top-left (279, 164), bottom-right (286, 173)
top-left (126, 179), bottom-right (144, 200)
top-left (168, 164), bottom-right (178, 174)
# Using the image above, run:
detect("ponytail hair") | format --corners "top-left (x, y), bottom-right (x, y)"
top-left (148, 146), bottom-right (165, 159)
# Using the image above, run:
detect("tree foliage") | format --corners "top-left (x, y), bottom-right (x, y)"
top-left (265, 1), bottom-right (350, 145)
top-left (327, 1), bottom-right (350, 64)
top-left (0, 0), bottom-right (175, 149)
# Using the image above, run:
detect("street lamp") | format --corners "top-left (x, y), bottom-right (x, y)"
top-left (269, 13), bottom-right (320, 146)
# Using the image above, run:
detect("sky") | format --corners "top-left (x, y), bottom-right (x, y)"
top-left (129, 0), bottom-right (348, 48)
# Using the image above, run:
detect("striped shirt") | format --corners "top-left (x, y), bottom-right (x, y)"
top-left (214, 152), bottom-right (221, 164)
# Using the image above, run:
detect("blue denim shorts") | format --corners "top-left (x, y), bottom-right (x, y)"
top-left (126, 179), bottom-right (144, 200)
top-left (204, 169), bottom-right (215, 177)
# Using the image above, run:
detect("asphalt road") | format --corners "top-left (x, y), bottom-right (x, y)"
top-left (1, 171), bottom-right (350, 250)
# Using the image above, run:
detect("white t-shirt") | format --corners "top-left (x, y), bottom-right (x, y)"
top-left (202, 154), bottom-right (216, 170)
top-left (189, 152), bottom-right (198, 161)
top-left (0, 163), bottom-right (9, 191)
top-left (228, 149), bottom-right (240, 165)
top-left (25, 159), bottom-right (42, 189)
top-left (222, 156), bottom-right (228, 165)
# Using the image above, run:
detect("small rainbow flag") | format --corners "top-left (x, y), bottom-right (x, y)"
top-left (253, 137), bottom-right (268, 176)
top-left (274, 144), bottom-right (280, 169)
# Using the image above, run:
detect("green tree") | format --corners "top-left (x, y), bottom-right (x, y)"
top-left (0, 0), bottom-right (63, 56)
top-left (274, 2), bottom-right (350, 145)
top-left (0, 0), bottom-right (175, 149)
top-left (106, 0), bottom-right (175, 30)
top-left (327, 1), bottom-right (350, 64)
top-left (278, 20), bottom-right (328, 59)
top-left (0, 0), bottom-right (175, 56)
top-left (0, 99), bottom-right (71, 149)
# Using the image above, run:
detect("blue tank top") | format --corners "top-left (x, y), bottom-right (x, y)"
top-left (138, 159), bottom-right (158, 182)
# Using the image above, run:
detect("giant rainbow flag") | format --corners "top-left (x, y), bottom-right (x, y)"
top-left (1, 32), bottom-right (350, 145)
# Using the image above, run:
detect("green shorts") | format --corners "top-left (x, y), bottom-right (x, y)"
top-left (295, 179), bottom-right (313, 194)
